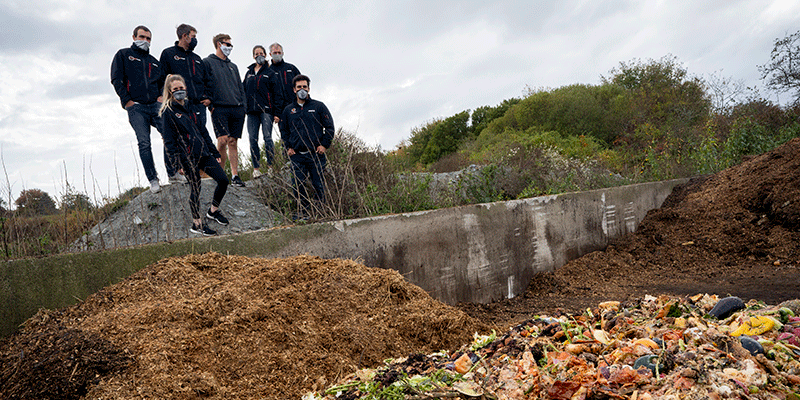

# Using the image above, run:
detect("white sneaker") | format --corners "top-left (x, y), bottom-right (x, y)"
top-left (252, 169), bottom-right (263, 178)
top-left (149, 179), bottom-right (161, 193)
top-left (169, 173), bottom-right (187, 184)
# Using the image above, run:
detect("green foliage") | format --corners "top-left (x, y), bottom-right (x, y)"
top-left (61, 185), bottom-right (94, 212)
top-left (471, 98), bottom-right (521, 134)
top-left (407, 111), bottom-right (471, 165)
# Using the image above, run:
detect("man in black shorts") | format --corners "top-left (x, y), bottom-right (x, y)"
top-left (203, 33), bottom-right (246, 187)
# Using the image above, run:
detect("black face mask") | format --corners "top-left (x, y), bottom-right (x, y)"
top-left (187, 37), bottom-right (198, 52)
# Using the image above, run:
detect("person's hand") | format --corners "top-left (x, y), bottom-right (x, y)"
top-left (157, 96), bottom-right (163, 103)
top-left (273, 116), bottom-right (280, 123)
top-left (124, 100), bottom-right (135, 109)
top-left (316, 145), bottom-right (326, 155)
top-left (178, 169), bottom-right (184, 175)
top-left (201, 99), bottom-right (211, 107)
top-left (287, 148), bottom-right (296, 156)
top-left (216, 158), bottom-right (222, 165)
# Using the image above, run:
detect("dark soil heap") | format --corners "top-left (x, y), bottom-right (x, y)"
top-left (464, 137), bottom-right (800, 327)
top-left (0, 254), bottom-right (487, 399)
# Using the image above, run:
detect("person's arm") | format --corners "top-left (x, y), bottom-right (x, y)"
top-left (161, 110), bottom-right (181, 164)
top-left (203, 58), bottom-right (216, 109)
top-left (110, 50), bottom-right (132, 108)
top-left (199, 122), bottom-right (221, 159)
top-left (319, 103), bottom-right (335, 150)
top-left (279, 107), bottom-right (294, 155)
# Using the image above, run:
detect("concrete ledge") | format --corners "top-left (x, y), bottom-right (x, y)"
top-left (0, 178), bottom-right (688, 337)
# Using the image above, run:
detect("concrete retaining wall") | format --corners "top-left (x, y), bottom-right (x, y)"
top-left (0, 178), bottom-right (688, 337)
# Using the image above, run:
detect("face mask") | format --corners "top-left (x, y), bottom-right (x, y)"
top-left (187, 37), bottom-right (198, 51)
top-left (173, 90), bottom-right (187, 101)
top-left (297, 89), bottom-right (308, 100)
top-left (255, 55), bottom-right (266, 65)
top-left (271, 53), bottom-right (283, 63)
top-left (134, 40), bottom-right (150, 52)
top-left (220, 45), bottom-right (232, 57)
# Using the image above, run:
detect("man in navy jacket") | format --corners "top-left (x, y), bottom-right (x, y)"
top-left (279, 74), bottom-right (334, 218)
top-left (111, 25), bottom-right (177, 193)
top-left (159, 24), bottom-right (211, 129)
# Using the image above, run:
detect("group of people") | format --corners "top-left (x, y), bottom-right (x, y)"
top-left (111, 24), bottom-right (335, 235)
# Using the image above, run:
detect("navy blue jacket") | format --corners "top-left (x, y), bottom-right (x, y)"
top-left (280, 98), bottom-right (335, 152)
top-left (243, 63), bottom-right (283, 115)
top-left (161, 100), bottom-right (221, 168)
top-left (159, 43), bottom-right (210, 104)
top-left (269, 60), bottom-right (300, 115)
top-left (110, 44), bottom-right (164, 108)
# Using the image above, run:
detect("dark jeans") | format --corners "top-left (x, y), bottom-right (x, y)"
top-left (246, 112), bottom-right (275, 169)
top-left (126, 102), bottom-right (176, 181)
top-left (210, 105), bottom-right (245, 139)
top-left (183, 156), bottom-right (229, 219)
top-left (290, 152), bottom-right (327, 211)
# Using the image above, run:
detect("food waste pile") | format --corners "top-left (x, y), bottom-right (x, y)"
top-left (309, 295), bottom-right (800, 400)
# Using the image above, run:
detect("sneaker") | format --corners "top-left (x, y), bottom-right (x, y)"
top-left (190, 222), bottom-right (217, 236)
top-left (169, 173), bottom-right (187, 184)
top-left (206, 208), bottom-right (229, 225)
top-left (149, 179), bottom-right (161, 193)
top-left (231, 175), bottom-right (246, 187)
top-left (252, 169), bottom-right (262, 178)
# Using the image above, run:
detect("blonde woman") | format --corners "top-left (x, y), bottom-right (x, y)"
top-left (159, 74), bottom-right (230, 235)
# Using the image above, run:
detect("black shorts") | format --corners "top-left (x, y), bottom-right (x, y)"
top-left (210, 105), bottom-right (245, 139)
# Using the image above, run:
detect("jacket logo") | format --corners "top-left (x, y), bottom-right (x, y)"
top-left (128, 55), bottom-right (141, 62)
top-left (176, 113), bottom-right (182, 118)
top-left (308, 109), bottom-right (315, 113)
top-left (174, 55), bottom-right (185, 61)
top-left (290, 108), bottom-right (297, 114)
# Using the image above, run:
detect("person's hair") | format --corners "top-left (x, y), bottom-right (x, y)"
top-left (292, 74), bottom-right (310, 88)
top-left (159, 74), bottom-right (187, 116)
top-left (269, 42), bottom-right (283, 53)
top-left (132, 25), bottom-right (151, 37)
top-left (253, 45), bottom-right (266, 56)
top-left (176, 24), bottom-right (196, 39)
top-left (212, 33), bottom-right (231, 49)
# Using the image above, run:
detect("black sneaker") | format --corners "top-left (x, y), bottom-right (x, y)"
top-left (190, 222), bottom-right (217, 236)
top-left (206, 208), bottom-right (229, 225)
top-left (231, 175), bottom-right (245, 187)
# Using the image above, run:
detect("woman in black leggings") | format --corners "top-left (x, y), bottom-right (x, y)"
top-left (159, 74), bottom-right (230, 235)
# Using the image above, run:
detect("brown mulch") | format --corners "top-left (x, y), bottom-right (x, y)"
top-left (0, 254), bottom-right (488, 399)
top-left (460, 137), bottom-right (800, 328)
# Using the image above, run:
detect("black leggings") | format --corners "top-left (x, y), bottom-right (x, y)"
top-left (183, 156), bottom-right (229, 219)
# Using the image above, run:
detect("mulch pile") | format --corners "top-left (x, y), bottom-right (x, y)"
top-left (0, 254), bottom-right (488, 399)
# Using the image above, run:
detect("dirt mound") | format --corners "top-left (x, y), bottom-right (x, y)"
top-left (462, 138), bottom-right (800, 327)
top-left (0, 253), bottom-right (488, 399)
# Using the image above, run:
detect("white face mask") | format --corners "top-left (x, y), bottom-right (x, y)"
top-left (297, 89), bottom-right (308, 100)
top-left (271, 53), bottom-right (283, 63)
top-left (255, 55), bottom-right (266, 65)
top-left (220, 45), bottom-right (232, 57)
top-left (134, 40), bottom-right (150, 52)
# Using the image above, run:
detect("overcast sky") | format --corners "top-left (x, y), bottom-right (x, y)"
top-left (0, 0), bottom-right (798, 206)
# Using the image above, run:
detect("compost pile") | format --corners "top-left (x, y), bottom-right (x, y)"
top-left (308, 294), bottom-right (800, 399)
top-left (0, 254), bottom-right (487, 399)
top-left (465, 137), bottom-right (800, 325)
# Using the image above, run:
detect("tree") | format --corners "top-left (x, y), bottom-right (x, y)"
top-left (759, 30), bottom-right (800, 102)
top-left (15, 189), bottom-right (57, 216)
top-left (61, 191), bottom-right (94, 212)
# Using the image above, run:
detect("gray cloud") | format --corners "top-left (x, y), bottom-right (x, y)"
top-left (46, 78), bottom-right (110, 100)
